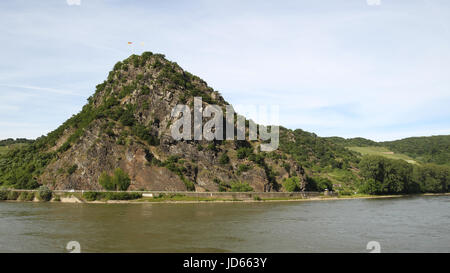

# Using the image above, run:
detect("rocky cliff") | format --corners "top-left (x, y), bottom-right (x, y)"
top-left (35, 52), bottom-right (307, 192)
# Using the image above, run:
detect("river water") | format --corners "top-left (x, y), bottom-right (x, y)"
top-left (0, 195), bottom-right (448, 253)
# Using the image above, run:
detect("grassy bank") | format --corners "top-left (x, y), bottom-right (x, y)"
top-left (134, 193), bottom-right (242, 203)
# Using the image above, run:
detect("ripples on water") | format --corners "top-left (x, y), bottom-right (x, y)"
top-left (0, 195), bottom-right (448, 252)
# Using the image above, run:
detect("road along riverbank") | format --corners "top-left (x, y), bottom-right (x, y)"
top-left (1, 188), bottom-right (448, 204)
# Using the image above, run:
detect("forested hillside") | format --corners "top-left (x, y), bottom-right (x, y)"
top-left (327, 135), bottom-right (450, 166)
top-left (382, 135), bottom-right (450, 165)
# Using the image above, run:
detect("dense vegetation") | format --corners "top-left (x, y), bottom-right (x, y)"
top-left (99, 168), bottom-right (131, 191)
top-left (36, 186), bottom-right (53, 201)
top-left (230, 182), bottom-right (254, 192)
top-left (278, 127), bottom-right (362, 192)
top-left (282, 177), bottom-right (302, 192)
top-left (0, 189), bottom-right (53, 201)
top-left (382, 135), bottom-right (450, 165)
top-left (327, 135), bottom-right (450, 165)
top-left (359, 155), bottom-right (449, 194)
top-left (279, 128), bottom-right (358, 170)
top-left (83, 191), bottom-right (142, 201)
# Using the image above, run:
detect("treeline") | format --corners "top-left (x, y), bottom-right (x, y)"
top-left (359, 155), bottom-right (449, 194)
top-left (0, 138), bottom-right (34, 146)
top-left (325, 137), bottom-right (379, 147)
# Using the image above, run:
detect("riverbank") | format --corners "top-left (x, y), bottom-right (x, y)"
top-left (1, 189), bottom-right (448, 204)
top-left (127, 193), bottom-right (448, 204)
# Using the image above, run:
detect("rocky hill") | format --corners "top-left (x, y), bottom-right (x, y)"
top-left (1, 52), bottom-right (449, 195)
top-left (0, 52), bottom-right (310, 192)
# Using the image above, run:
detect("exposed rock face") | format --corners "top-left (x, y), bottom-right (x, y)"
top-left (38, 52), bottom-right (307, 192)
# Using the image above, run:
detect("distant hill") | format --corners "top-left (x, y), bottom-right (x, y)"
top-left (324, 137), bottom-right (379, 147)
top-left (0, 138), bottom-right (34, 156)
top-left (382, 136), bottom-right (450, 165)
top-left (326, 135), bottom-right (450, 166)
top-left (0, 138), bottom-right (34, 146)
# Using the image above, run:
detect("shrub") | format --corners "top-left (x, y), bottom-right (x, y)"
top-left (103, 192), bottom-right (142, 200)
top-left (83, 192), bottom-right (142, 201)
top-left (338, 190), bottom-right (354, 196)
top-left (19, 191), bottom-right (35, 201)
top-left (206, 143), bottom-right (217, 152)
top-left (305, 176), bottom-right (333, 192)
top-left (219, 153), bottom-right (230, 165)
top-left (113, 61), bottom-right (123, 71)
top-left (141, 85), bottom-right (150, 95)
top-left (132, 124), bottom-right (159, 146)
top-left (37, 186), bottom-right (53, 201)
top-left (218, 182), bottom-right (230, 192)
top-left (0, 189), bottom-right (9, 200)
top-left (67, 164), bottom-right (78, 175)
top-left (58, 142), bottom-right (71, 153)
top-left (249, 153), bottom-right (265, 165)
top-left (7, 191), bottom-right (20, 200)
top-left (237, 147), bottom-right (253, 159)
top-left (237, 164), bottom-right (252, 175)
top-left (83, 191), bottom-right (100, 201)
top-left (182, 178), bottom-right (196, 191)
top-left (281, 162), bottom-right (291, 174)
top-left (119, 108), bottom-right (135, 126)
top-left (230, 182), bottom-right (253, 192)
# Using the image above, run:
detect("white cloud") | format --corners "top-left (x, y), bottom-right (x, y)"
top-left (0, 84), bottom-right (84, 96)
top-left (66, 0), bottom-right (81, 6)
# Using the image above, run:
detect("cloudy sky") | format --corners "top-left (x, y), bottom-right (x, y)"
top-left (0, 0), bottom-right (449, 141)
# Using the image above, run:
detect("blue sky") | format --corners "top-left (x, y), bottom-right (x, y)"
top-left (0, 0), bottom-right (449, 141)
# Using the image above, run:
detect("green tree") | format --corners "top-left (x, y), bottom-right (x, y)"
top-left (230, 181), bottom-right (253, 192)
top-left (112, 168), bottom-right (131, 191)
top-left (305, 176), bottom-right (333, 191)
top-left (283, 177), bottom-right (301, 192)
top-left (37, 186), bottom-right (53, 201)
top-left (99, 168), bottom-right (131, 191)
top-left (99, 171), bottom-right (115, 190)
